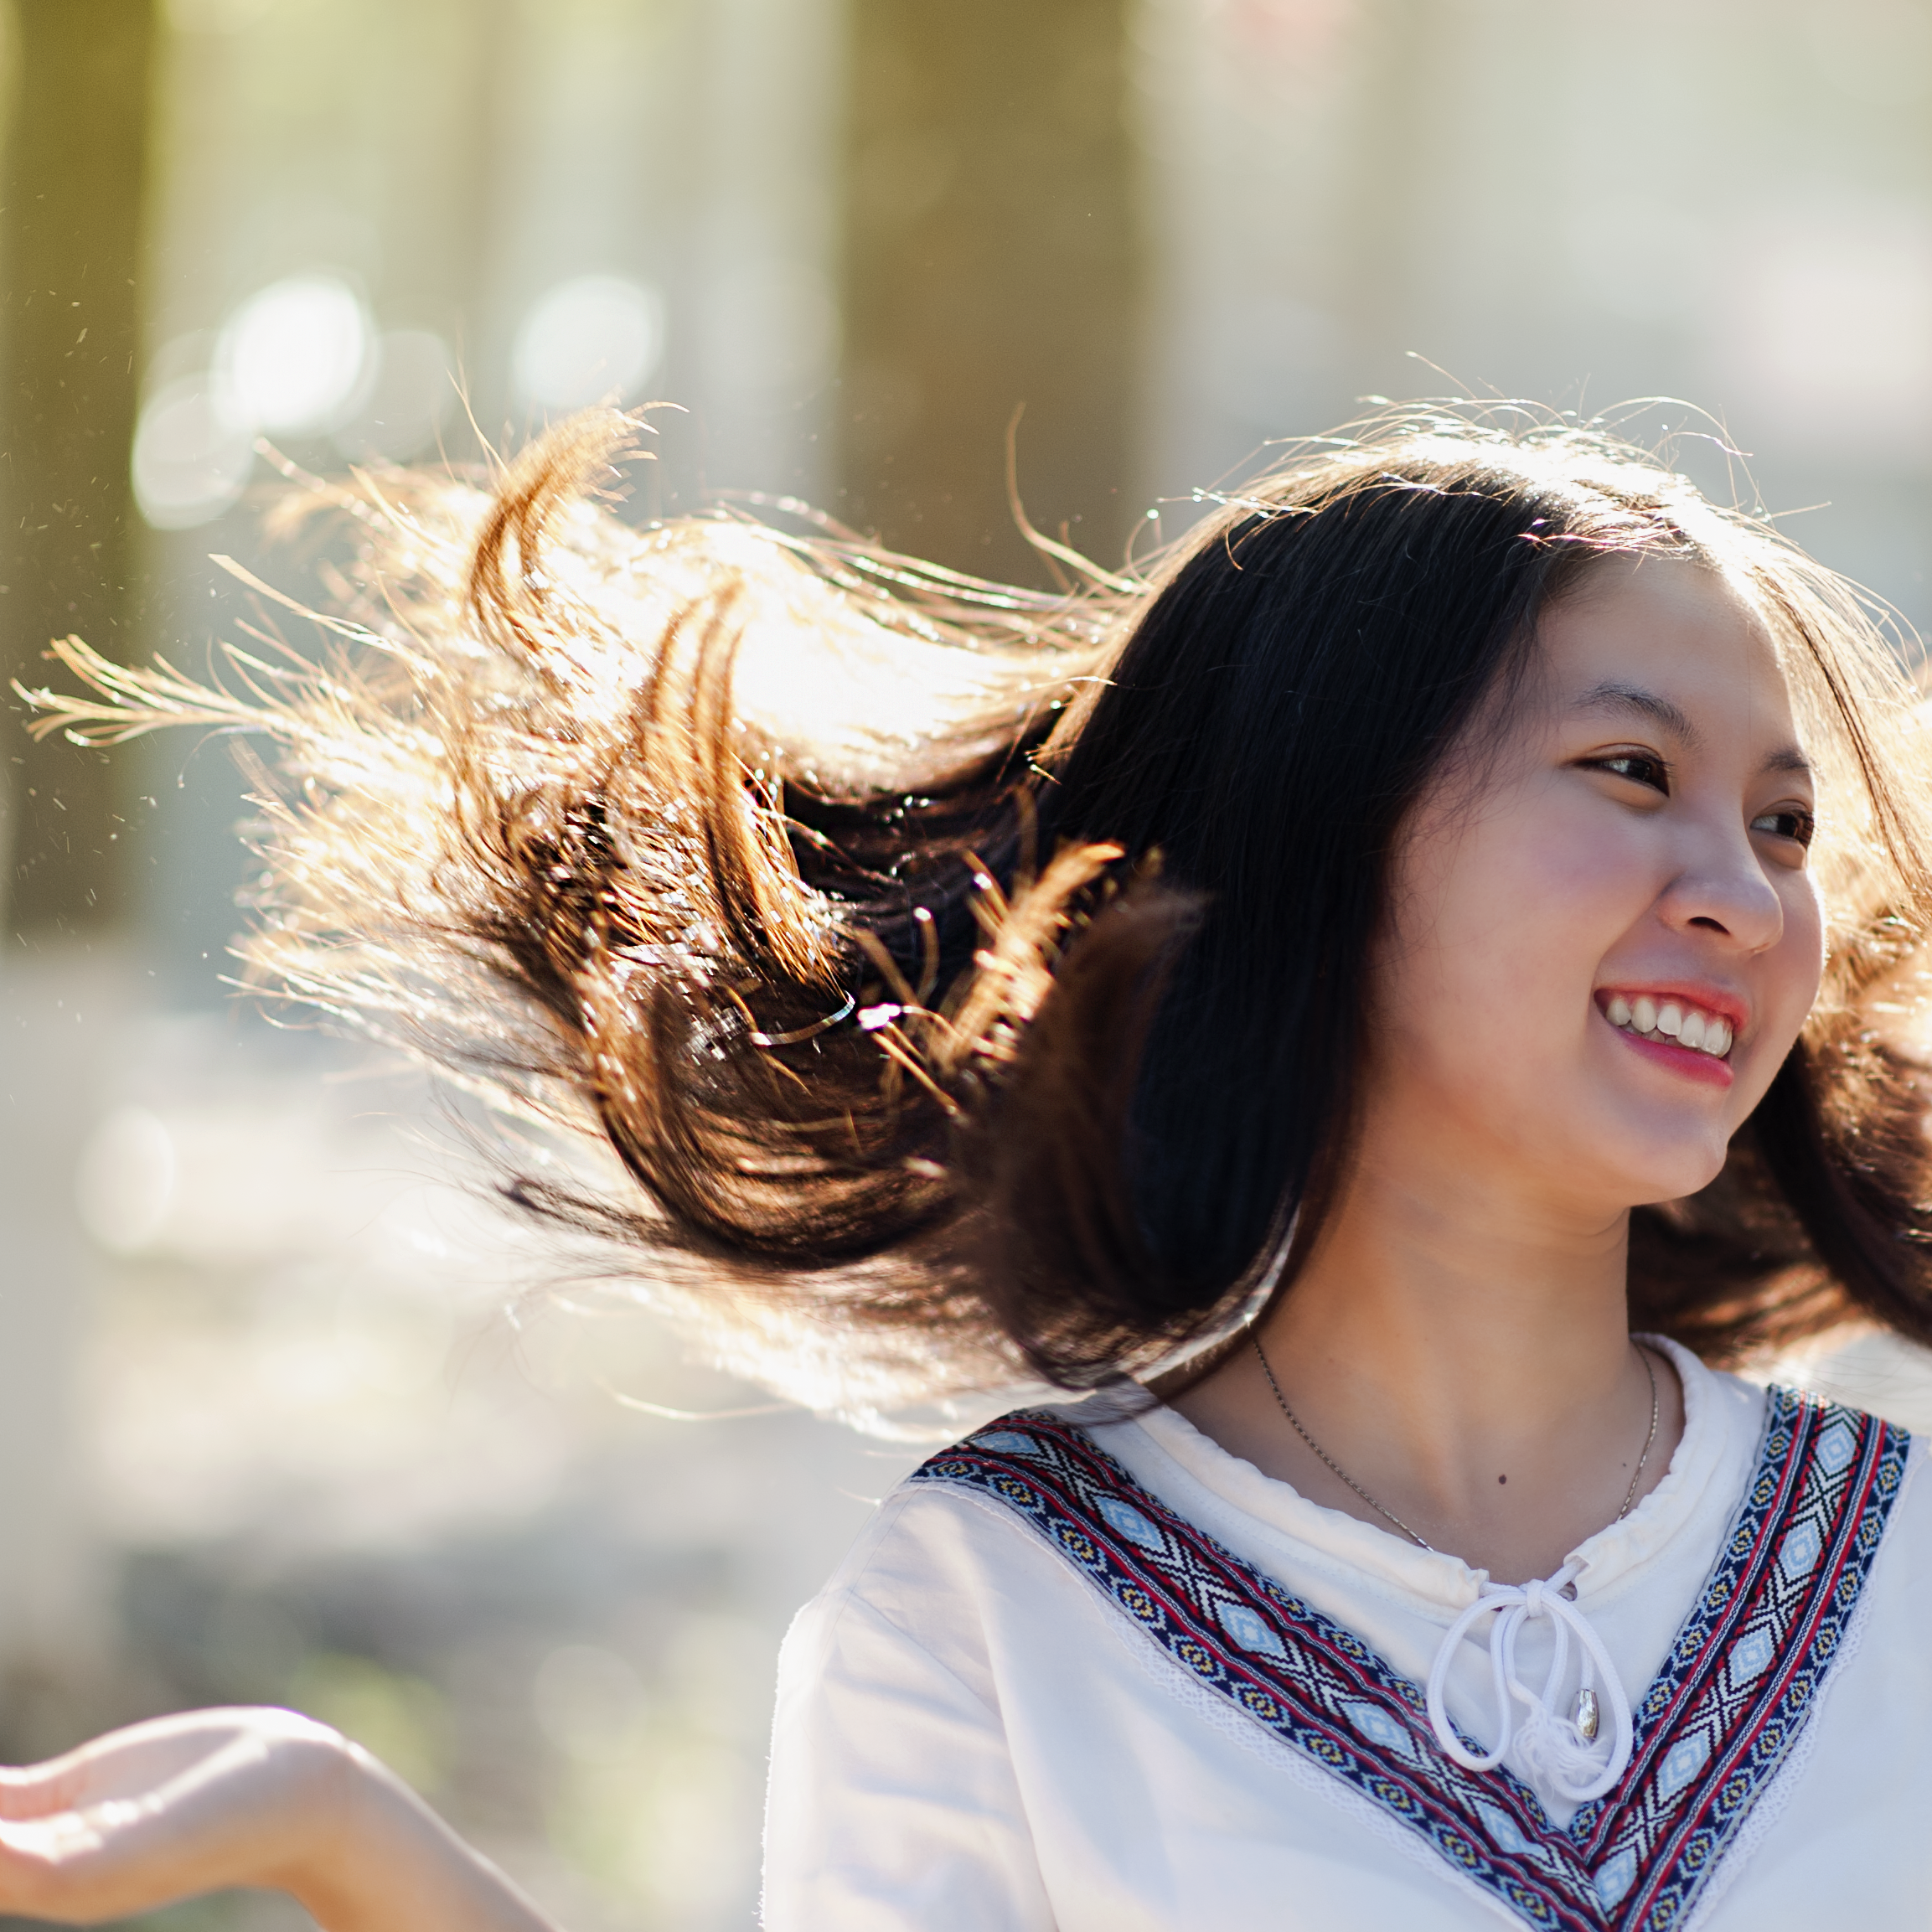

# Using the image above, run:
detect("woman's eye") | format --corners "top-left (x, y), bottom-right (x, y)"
top-left (1585, 752), bottom-right (1670, 795)
top-left (1751, 806), bottom-right (1816, 848)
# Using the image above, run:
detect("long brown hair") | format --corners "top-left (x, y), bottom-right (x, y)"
top-left (23, 405), bottom-right (1932, 1419)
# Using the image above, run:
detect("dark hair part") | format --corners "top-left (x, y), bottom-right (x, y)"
top-left (23, 406), bottom-right (1932, 1417)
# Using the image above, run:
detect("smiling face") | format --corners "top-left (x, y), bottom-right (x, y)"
top-left (1365, 553), bottom-right (1826, 1217)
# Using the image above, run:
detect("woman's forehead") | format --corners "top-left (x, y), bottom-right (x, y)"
top-left (1533, 556), bottom-right (1799, 741)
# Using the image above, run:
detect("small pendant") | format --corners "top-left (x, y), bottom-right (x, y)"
top-left (1573, 1687), bottom-right (1600, 1743)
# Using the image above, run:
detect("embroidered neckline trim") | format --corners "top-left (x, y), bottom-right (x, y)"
top-left (912, 1387), bottom-right (1908, 1932)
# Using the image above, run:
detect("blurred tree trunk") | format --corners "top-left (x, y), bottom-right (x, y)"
top-left (0, 0), bottom-right (157, 942)
top-left (839, 0), bottom-right (1142, 582)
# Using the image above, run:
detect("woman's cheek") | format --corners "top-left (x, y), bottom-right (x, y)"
top-left (1507, 812), bottom-right (1655, 948)
top-left (1793, 873), bottom-right (1827, 999)
top-left (1762, 876), bottom-right (1826, 1061)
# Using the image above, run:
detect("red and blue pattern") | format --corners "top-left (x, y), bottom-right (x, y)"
top-left (910, 1387), bottom-right (1907, 1932)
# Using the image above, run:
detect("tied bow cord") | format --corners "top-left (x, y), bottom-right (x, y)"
top-left (1423, 1563), bottom-right (1633, 1804)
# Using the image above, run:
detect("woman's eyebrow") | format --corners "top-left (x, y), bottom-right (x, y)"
top-left (1570, 679), bottom-right (1701, 746)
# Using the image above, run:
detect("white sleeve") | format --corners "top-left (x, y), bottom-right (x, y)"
top-left (762, 1580), bottom-right (1056, 1930)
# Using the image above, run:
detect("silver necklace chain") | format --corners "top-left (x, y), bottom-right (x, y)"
top-left (1250, 1335), bottom-right (1661, 1556)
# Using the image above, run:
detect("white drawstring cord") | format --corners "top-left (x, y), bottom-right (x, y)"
top-left (1423, 1562), bottom-right (1633, 1805)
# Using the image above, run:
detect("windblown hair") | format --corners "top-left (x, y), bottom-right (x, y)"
top-left (23, 405), bottom-right (1932, 1418)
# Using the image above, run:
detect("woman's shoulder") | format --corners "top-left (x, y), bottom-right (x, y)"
top-left (778, 1409), bottom-right (1111, 1709)
top-left (818, 1409), bottom-right (1102, 1607)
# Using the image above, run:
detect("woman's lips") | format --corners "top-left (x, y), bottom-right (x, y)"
top-left (1599, 996), bottom-right (1738, 1089)
top-left (1600, 989), bottom-right (1738, 1058)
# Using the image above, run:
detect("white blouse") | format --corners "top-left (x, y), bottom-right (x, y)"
top-left (762, 1340), bottom-right (1932, 1929)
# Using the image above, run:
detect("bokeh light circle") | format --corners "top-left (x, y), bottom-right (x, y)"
top-left (214, 273), bottom-right (373, 434)
top-left (131, 375), bottom-right (257, 529)
top-left (512, 274), bottom-right (664, 412)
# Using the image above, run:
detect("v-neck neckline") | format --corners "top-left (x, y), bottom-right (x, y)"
top-left (916, 1384), bottom-right (1910, 1931)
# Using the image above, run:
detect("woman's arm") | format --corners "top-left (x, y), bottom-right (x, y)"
top-left (0, 1707), bottom-right (559, 1930)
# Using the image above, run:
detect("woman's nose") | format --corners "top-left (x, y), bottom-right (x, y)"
top-left (1655, 822), bottom-right (1785, 953)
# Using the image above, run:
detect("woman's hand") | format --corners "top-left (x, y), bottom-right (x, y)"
top-left (0, 1707), bottom-right (560, 1930)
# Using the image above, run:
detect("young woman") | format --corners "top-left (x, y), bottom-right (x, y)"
top-left (12, 406), bottom-right (1932, 1929)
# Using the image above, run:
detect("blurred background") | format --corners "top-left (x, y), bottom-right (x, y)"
top-left (3, 0), bottom-right (1932, 1925)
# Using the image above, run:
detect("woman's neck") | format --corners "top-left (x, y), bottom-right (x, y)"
top-left (1167, 1151), bottom-right (1685, 1584)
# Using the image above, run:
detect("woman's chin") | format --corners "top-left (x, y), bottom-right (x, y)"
top-left (1526, 1118), bottom-right (1730, 1217)
top-left (1609, 1145), bottom-right (1731, 1212)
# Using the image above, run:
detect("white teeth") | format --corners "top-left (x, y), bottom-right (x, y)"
top-left (1605, 994), bottom-right (1734, 1059)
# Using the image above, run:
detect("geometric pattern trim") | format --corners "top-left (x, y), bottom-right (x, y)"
top-left (910, 1387), bottom-right (1908, 1932)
